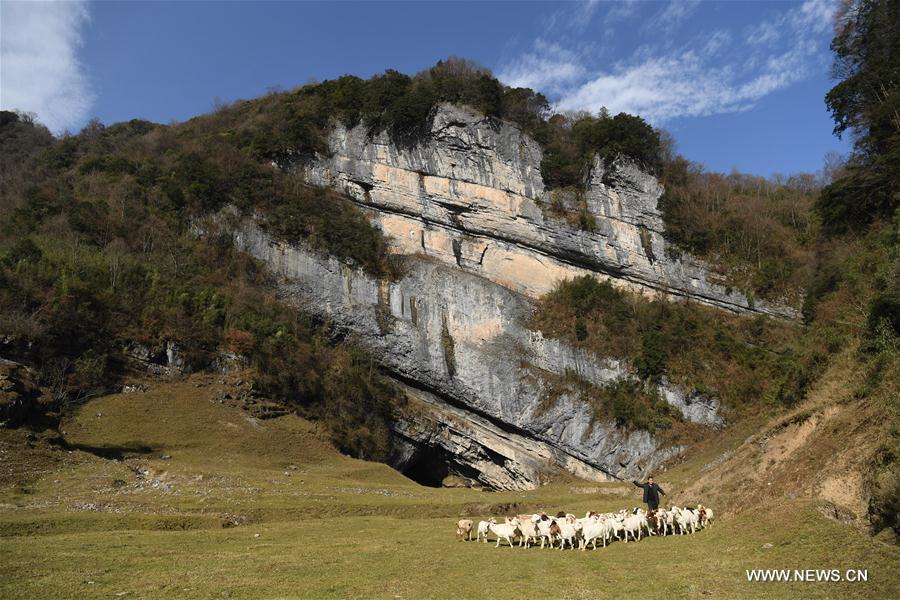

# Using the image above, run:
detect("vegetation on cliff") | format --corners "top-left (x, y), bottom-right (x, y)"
top-left (532, 276), bottom-right (809, 418)
top-left (657, 161), bottom-right (821, 304)
top-left (226, 57), bottom-right (662, 190)
top-left (528, 364), bottom-right (681, 435)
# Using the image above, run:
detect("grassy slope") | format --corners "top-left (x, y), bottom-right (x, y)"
top-left (2, 378), bottom-right (897, 599)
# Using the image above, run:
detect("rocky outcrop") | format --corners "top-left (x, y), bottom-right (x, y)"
top-left (390, 383), bottom-right (613, 491)
top-left (0, 358), bottom-right (51, 427)
top-left (660, 381), bottom-right (725, 428)
top-left (232, 218), bottom-right (710, 489)
top-left (299, 103), bottom-right (797, 319)
top-left (124, 341), bottom-right (187, 375)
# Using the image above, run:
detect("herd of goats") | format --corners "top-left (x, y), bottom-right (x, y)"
top-left (456, 505), bottom-right (714, 550)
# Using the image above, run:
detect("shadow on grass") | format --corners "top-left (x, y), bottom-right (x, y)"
top-left (48, 437), bottom-right (160, 461)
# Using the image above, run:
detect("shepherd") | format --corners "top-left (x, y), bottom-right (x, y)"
top-left (633, 476), bottom-right (666, 511)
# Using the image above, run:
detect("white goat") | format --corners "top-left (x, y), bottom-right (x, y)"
top-left (609, 517), bottom-right (625, 541)
top-left (476, 519), bottom-right (491, 543)
top-left (622, 513), bottom-right (648, 543)
top-left (534, 515), bottom-right (556, 548)
top-left (653, 509), bottom-right (670, 536)
top-left (557, 520), bottom-right (581, 550)
top-left (663, 509), bottom-right (676, 536)
top-left (674, 507), bottom-right (698, 535)
top-left (489, 517), bottom-right (521, 548)
top-left (580, 517), bottom-right (604, 550)
top-left (686, 508), bottom-right (701, 532)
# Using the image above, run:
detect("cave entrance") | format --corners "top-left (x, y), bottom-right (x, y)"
top-left (401, 445), bottom-right (451, 487)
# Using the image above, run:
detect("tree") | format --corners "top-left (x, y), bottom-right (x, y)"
top-left (818, 0), bottom-right (900, 233)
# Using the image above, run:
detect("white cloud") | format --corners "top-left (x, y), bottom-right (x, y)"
top-left (567, 0), bottom-right (602, 32)
top-left (747, 0), bottom-right (833, 45)
top-left (553, 0), bottom-right (838, 122)
top-left (603, 0), bottom-right (638, 25)
top-left (497, 40), bottom-right (586, 94)
top-left (0, 0), bottom-right (93, 133)
top-left (643, 0), bottom-right (701, 34)
top-left (746, 19), bottom-right (781, 46)
top-left (701, 29), bottom-right (732, 56)
top-left (558, 52), bottom-right (754, 121)
top-left (542, 0), bottom-right (601, 35)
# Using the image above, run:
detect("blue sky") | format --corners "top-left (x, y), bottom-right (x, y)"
top-left (1, 0), bottom-right (849, 176)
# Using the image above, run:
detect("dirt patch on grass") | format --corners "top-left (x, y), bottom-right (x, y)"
top-left (819, 474), bottom-right (863, 511)
top-left (0, 512), bottom-right (224, 537)
top-left (757, 412), bottom-right (822, 478)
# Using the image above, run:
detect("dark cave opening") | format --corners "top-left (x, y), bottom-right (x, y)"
top-left (401, 445), bottom-right (451, 487)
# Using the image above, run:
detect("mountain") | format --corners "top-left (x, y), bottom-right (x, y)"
top-left (0, 47), bottom-right (896, 536)
top-left (229, 101), bottom-right (766, 488)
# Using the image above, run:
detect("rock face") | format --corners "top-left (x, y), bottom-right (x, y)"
top-left (124, 341), bottom-right (187, 375)
top-left (233, 219), bottom-right (712, 490)
top-left (390, 383), bottom-right (612, 491)
top-left (230, 103), bottom-right (786, 489)
top-left (300, 103), bottom-right (796, 318)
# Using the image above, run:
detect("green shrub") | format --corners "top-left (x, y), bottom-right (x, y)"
top-left (866, 287), bottom-right (900, 342)
top-left (594, 377), bottom-right (677, 433)
top-left (8, 186), bottom-right (60, 234)
top-left (260, 182), bottom-right (391, 277)
top-left (77, 154), bottom-right (136, 176)
top-left (2, 238), bottom-right (42, 266)
top-left (539, 112), bottom-right (661, 188)
top-left (574, 318), bottom-right (588, 341)
top-left (658, 161), bottom-right (818, 302)
top-left (634, 325), bottom-right (669, 384)
top-left (532, 275), bottom-right (808, 416)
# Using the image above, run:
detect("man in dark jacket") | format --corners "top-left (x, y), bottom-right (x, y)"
top-left (633, 476), bottom-right (666, 511)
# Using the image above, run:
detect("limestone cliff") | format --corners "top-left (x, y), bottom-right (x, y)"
top-left (232, 218), bottom-right (720, 490)
top-left (229, 103), bottom-right (790, 489)
top-left (300, 103), bottom-right (796, 318)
